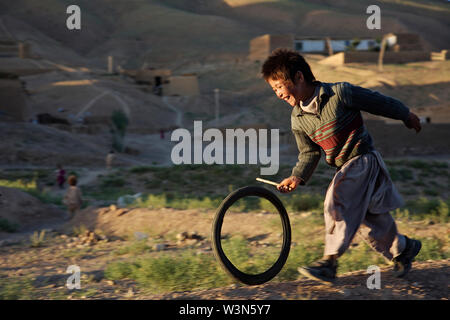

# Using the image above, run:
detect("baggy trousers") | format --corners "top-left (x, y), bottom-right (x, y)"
top-left (323, 151), bottom-right (406, 261)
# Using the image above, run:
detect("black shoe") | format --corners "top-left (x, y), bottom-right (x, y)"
top-left (298, 259), bottom-right (337, 283)
top-left (392, 236), bottom-right (422, 278)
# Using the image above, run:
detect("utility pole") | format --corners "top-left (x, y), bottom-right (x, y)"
top-left (214, 88), bottom-right (220, 125)
top-left (325, 37), bottom-right (333, 56)
top-left (108, 55), bottom-right (114, 74)
top-left (18, 42), bottom-right (30, 59)
top-left (378, 33), bottom-right (393, 72)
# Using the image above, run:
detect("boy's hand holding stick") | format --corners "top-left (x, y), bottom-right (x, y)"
top-left (256, 177), bottom-right (301, 193)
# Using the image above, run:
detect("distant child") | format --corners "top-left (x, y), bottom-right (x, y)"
top-left (106, 150), bottom-right (115, 170)
top-left (56, 164), bottom-right (66, 189)
top-left (63, 175), bottom-right (83, 220)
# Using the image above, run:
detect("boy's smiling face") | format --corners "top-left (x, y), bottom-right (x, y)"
top-left (267, 71), bottom-right (309, 107)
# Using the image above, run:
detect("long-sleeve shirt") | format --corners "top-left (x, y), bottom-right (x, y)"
top-left (291, 81), bottom-right (410, 185)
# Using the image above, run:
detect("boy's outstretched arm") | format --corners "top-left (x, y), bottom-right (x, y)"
top-left (344, 83), bottom-right (421, 133)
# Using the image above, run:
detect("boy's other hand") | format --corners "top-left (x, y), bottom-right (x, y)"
top-left (277, 176), bottom-right (301, 193)
top-left (404, 112), bottom-right (422, 133)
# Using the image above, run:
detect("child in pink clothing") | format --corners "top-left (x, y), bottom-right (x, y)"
top-left (56, 164), bottom-right (66, 189)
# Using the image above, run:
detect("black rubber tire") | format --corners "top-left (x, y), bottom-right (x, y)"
top-left (211, 186), bottom-right (291, 286)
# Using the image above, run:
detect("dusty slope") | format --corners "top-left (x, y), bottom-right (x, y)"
top-left (0, 186), bottom-right (64, 236)
top-left (0, 122), bottom-right (109, 166)
top-left (1, 0), bottom-right (448, 67)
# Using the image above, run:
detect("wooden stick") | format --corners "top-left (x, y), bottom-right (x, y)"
top-left (256, 177), bottom-right (279, 187)
top-left (256, 177), bottom-right (292, 192)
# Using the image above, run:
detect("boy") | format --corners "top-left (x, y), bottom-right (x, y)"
top-left (262, 48), bottom-right (422, 283)
top-left (63, 175), bottom-right (83, 220)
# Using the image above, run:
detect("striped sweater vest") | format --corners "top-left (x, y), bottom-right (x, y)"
top-left (290, 82), bottom-right (410, 184)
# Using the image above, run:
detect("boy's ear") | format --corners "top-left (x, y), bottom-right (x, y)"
top-left (294, 71), bottom-right (304, 83)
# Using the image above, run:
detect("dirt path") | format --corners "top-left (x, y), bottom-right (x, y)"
top-left (0, 16), bottom-right (15, 40)
top-left (76, 168), bottom-right (107, 187)
top-left (162, 96), bottom-right (184, 127)
top-left (141, 259), bottom-right (449, 300)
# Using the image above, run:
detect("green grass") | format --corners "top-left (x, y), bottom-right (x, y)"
top-left (113, 239), bottom-right (152, 256)
top-left (0, 178), bottom-right (62, 206)
top-left (0, 178), bottom-right (37, 190)
top-left (28, 190), bottom-right (62, 206)
top-left (103, 199), bottom-right (449, 294)
top-left (0, 276), bottom-right (35, 300)
top-left (104, 261), bottom-right (136, 280)
top-left (105, 251), bottom-right (231, 293)
top-left (83, 185), bottom-right (134, 201)
top-left (337, 242), bottom-right (388, 272)
top-left (416, 236), bottom-right (449, 261)
top-left (132, 191), bottom-right (325, 213)
top-left (100, 175), bottom-right (126, 188)
top-left (110, 160), bottom-right (449, 211)
top-left (133, 193), bottom-right (223, 211)
top-left (388, 167), bottom-right (414, 181)
top-left (62, 247), bottom-right (93, 259)
top-left (129, 166), bottom-right (155, 174)
top-left (103, 225), bottom-right (449, 294)
top-left (221, 235), bottom-right (287, 276)
top-left (399, 197), bottom-right (450, 223)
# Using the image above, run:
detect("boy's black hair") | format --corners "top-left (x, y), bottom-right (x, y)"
top-left (261, 48), bottom-right (315, 84)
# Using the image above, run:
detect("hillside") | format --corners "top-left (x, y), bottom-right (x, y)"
top-left (0, 0), bottom-right (448, 67)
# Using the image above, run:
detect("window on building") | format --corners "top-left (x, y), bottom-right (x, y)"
top-left (295, 42), bottom-right (303, 51)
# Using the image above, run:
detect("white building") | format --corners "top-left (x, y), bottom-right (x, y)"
top-left (294, 37), bottom-right (379, 53)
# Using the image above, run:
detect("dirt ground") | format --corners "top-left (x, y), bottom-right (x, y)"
top-left (0, 199), bottom-right (448, 300)
top-left (143, 259), bottom-right (450, 300)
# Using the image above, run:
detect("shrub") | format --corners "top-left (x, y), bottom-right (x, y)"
top-left (111, 109), bottom-right (129, 152)
top-left (424, 188), bottom-right (439, 197)
top-left (0, 218), bottom-right (19, 233)
top-left (72, 224), bottom-right (88, 237)
top-left (407, 160), bottom-right (428, 169)
top-left (104, 261), bottom-right (135, 280)
top-left (129, 166), bottom-right (154, 174)
top-left (406, 197), bottom-right (440, 214)
top-left (285, 193), bottom-right (324, 212)
top-left (416, 237), bottom-right (448, 261)
top-left (388, 167), bottom-right (414, 181)
top-left (101, 176), bottom-right (125, 188)
top-left (30, 230), bottom-right (46, 248)
top-left (430, 200), bottom-right (449, 223)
